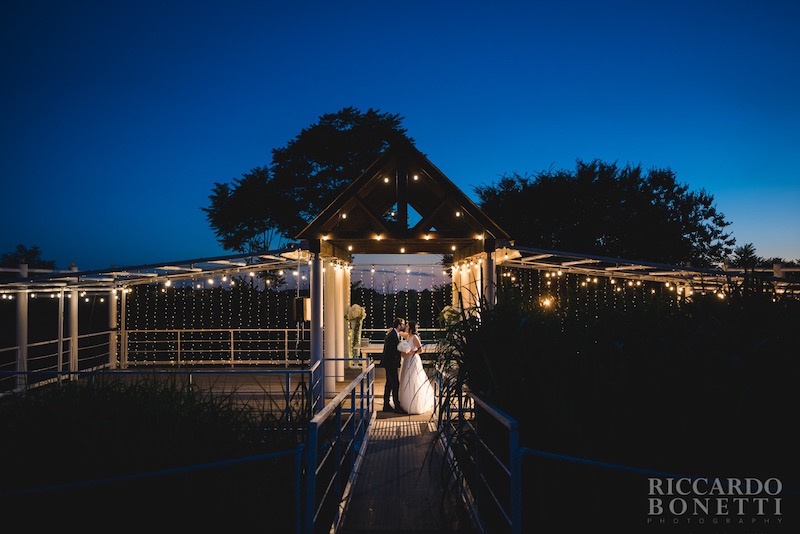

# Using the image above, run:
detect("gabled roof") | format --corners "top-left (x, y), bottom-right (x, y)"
top-left (295, 140), bottom-right (509, 258)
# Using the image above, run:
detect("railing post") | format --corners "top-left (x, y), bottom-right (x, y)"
top-left (108, 288), bottom-right (118, 368)
top-left (286, 372), bottom-right (291, 416)
top-left (334, 405), bottom-right (342, 501)
top-left (230, 329), bottom-right (235, 366)
top-left (69, 280), bottom-right (79, 375)
top-left (304, 422), bottom-right (318, 534)
top-left (295, 443), bottom-right (305, 534)
top-left (57, 288), bottom-right (65, 381)
top-left (119, 288), bottom-right (128, 368)
top-left (15, 263), bottom-right (28, 392)
top-left (509, 419), bottom-right (521, 534)
top-left (474, 403), bottom-right (482, 522)
top-left (285, 328), bottom-right (289, 365)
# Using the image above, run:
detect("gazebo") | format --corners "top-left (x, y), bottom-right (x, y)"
top-left (294, 139), bottom-right (510, 397)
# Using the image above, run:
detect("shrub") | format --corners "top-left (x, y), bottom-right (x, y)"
top-left (0, 374), bottom-right (300, 530)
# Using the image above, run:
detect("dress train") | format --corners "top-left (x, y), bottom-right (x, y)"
top-left (398, 337), bottom-right (435, 414)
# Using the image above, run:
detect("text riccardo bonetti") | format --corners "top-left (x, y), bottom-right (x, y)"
top-left (647, 477), bottom-right (783, 527)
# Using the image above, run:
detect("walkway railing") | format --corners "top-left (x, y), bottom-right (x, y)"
top-left (437, 386), bottom-right (521, 534)
top-left (1, 327), bottom-right (445, 396)
top-left (437, 386), bottom-right (800, 533)
top-left (122, 327), bottom-right (311, 366)
top-left (0, 331), bottom-right (114, 396)
top-left (304, 360), bottom-right (375, 534)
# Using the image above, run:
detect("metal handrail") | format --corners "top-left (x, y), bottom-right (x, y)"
top-left (124, 327), bottom-right (312, 366)
top-left (304, 360), bottom-right (375, 534)
top-left (435, 379), bottom-right (522, 534)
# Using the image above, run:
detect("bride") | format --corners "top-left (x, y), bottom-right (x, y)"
top-left (398, 321), bottom-right (435, 414)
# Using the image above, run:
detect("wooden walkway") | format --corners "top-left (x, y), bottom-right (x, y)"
top-left (334, 367), bottom-right (477, 533)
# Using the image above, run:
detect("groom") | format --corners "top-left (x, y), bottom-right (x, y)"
top-left (381, 316), bottom-right (406, 413)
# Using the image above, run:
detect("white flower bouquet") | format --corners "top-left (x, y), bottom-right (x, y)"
top-left (345, 304), bottom-right (366, 359)
top-left (438, 305), bottom-right (461, 326)
top-left (344, 304), bottom-right (366, 321)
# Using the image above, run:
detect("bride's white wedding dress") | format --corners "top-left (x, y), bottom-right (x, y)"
top-left (398, 334), bottom-right (435, 414)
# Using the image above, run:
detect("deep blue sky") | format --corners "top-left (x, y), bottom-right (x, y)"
top-left (2, 1), bottom-right (798, 271)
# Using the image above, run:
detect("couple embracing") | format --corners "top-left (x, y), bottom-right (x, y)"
top-left (380, 316), bottom-right (435, 415)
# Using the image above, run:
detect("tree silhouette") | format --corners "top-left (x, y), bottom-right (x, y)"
top-left (203, 167), bottom-right (282, 253)
top-left (731, 243), bottom-right (760, 269)
top-left (203, 107), bottom-right (413, 251)
top-left (1, 244), bottom-right (56, 270)
top-left (475, 160), bottom-right (735, 266)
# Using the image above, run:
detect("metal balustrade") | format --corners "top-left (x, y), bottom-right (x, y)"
top-left (436, 381), bottom-right (522, 534)
top-left (304, 359), bottom-right (375, 534)
top-left (122, 327), bottom-right (311, 366)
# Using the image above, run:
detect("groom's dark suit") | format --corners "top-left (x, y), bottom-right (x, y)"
top-left (381, 328), bottom-right (402, 411)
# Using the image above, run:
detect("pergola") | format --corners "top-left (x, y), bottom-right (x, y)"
top-left (2, 140), bottom-right (799, 397)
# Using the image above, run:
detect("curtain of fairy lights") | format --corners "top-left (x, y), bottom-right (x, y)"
top-left (345, 262), bottom-right (451, 334)
top-left (121, 261), bottom-right (461, 365)
top-left (496, 265), bottom-right (687, 333)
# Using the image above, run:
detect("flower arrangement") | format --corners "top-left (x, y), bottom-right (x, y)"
top-left (345, 304), bottom-right (366, 359)
top-left (344, 303), bottom-right (366, 322)
top-left (438, 305), bottom-right (461, 326)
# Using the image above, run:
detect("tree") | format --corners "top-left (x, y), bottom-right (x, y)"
top-left (1, 244), bottom-right (56, 270)
top-left (731, 243), bottom-right (760, 270)
top-left (729, 245), bottom-right (799, 284)
top-left (203, 107), bottom-right (413, 252)
top-left (202, 167), bottom-right (283, 253)
top-left (269, 107), bottom-right (412, 238)
top-left (475, 160), bottom-right (735, 267)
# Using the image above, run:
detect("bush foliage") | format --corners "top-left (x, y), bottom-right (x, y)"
top-left (0, 375), bottom-right (299, 530)
top-left (437, 281), bottom-right (800, 531)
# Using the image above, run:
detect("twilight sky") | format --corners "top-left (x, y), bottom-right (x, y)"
top-left (1, 1), bottom-right (798, 271)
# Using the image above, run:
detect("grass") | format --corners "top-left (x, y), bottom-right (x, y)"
top-left (0, 373), bottom-right (302, 530)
